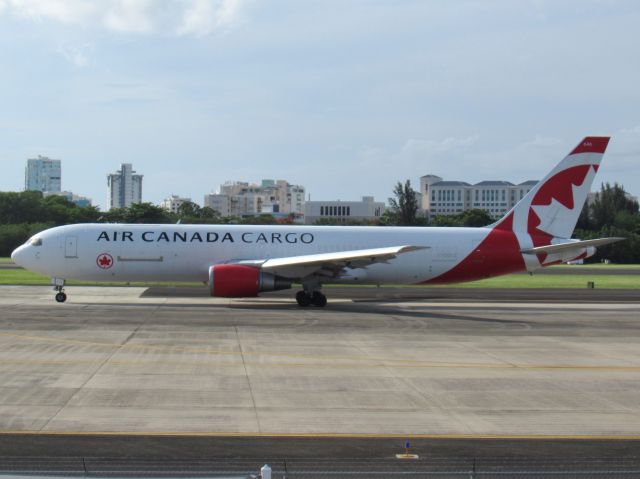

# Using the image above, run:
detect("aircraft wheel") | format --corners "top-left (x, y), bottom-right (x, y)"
top-left (311, 292), bottom-right (327, 307)
top-left (55, 292), bottom-right (67, 303)
top-left (296, 290), bottom-right (311, 307)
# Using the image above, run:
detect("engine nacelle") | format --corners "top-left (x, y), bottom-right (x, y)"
top-left (208, 264), bottom-right (292, 298)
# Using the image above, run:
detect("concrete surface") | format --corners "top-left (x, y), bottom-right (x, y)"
top-left (0, 435), bottom-right (639, 477)
top-left (0, 285), bottom-right (639, 437)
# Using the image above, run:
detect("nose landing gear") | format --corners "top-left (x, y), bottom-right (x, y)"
top-left (52, 278), bottom-right (67, 303)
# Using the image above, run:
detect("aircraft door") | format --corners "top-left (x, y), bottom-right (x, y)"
top-left (64, 236), bottom-right (78, 258)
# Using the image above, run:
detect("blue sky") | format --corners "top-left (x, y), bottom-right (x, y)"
top-left (1, 0), bottom-right (639, 210)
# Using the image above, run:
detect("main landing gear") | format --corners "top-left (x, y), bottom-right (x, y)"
top-left (53, 278), bottom-right (67, 303)
top-left (295, 290), bottom-right (327, 308)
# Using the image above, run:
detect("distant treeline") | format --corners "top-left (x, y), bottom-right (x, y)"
top-left (0, 191), bottom-right (298, 256)
top-left (574, 183), bottom-right (640, 263)
top-left (1, 184), bottom-right (639, 262)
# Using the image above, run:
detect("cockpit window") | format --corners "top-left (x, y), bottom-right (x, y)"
top-left (30, 237), bottom-right (43, 246)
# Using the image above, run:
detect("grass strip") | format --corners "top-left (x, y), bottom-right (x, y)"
top-left (0, 267), bottom-right (638, 289)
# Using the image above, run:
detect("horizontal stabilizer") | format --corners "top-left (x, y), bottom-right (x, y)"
top-left (521, 237), bottom-right (625, 255)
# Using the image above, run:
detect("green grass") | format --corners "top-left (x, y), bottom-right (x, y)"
top-left (1, 258), bottom-right (639, 289)
top-left (0, 269), bottom-right (51, 285)
top-left (548, 263), bottom-right (640, 270)
top-left (322, 275), bottom-right (640, 289)
top-left (0, 265), bottom-right (203, 287)
top-left (431, 274), bottom-right (640, 289)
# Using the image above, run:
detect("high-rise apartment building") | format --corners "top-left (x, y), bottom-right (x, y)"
top-left (25, 155), bottom-right (61, 193)
top-left (107, 163), bottom-right (143, 209)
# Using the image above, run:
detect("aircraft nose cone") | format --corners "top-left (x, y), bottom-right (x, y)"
top-left (11, 244), bottom-right (26, 266)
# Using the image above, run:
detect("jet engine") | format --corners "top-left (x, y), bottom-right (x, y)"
top-left (208, 264), bottom-right (292, 297)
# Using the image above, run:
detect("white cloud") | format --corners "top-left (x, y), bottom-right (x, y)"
top-left (0, 0), bottom-right (245, 35)
top-left (355, 135), bottom-right (481, 187)
top-left (57, 41), bottom-right (92, 67)
top-left (102, 0), bottom-right (154, 34)
top-left (517, 135), bottom-right (563, 150)
top-left (399, 135), bottom-right (480, 159)
top-left (607, 125), bottom-right (640, 164)
top-left (4, 0), bottom-right (94, 23)
top-left (177, 0), bottom-right (244, 36)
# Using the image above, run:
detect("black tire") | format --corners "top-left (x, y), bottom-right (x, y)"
top-left (296, 290), bottom-right (311, 307)
top-left (311, 292), bottom-right (327, 307)
top-left (55, 292), bottom-right (67, 303)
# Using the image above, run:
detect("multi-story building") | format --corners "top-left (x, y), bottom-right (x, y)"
top-left (420, 174), bottom-right (538, 218)
top-left (43, 191), bottom-right (92, 207)
top-left (204, 179), bottom-right (305, 217)
top-left (25, 155), bottom-right (61, 193)
top-left (160, 195), bottom-right (192, 214)
top-left (107, 163), bottom-right (143, 210)
top-left (304, 196), bottom-right (385, 224)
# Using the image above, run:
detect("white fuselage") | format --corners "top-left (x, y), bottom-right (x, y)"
top-left (12, 223), bottom-right (499, 285)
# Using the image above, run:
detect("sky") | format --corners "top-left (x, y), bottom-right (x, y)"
top-left (1, 0), bottom-right (640, 210)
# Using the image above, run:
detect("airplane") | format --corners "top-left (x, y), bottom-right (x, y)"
top-left (11, 136), bottom-right (623, 307)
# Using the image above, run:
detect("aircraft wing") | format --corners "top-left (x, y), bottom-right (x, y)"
top-left (237, 245), bottom-right (427, 279)
top-left (520, 237), bottom-right (625, 255)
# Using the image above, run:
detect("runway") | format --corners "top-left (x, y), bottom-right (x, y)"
top-left (0, 284), bottom-right (639, 438)
top-left (1, 285), bottom-right (639, 474)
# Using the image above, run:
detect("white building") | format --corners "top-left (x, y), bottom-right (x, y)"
top-left (304, 196), bottom-right (386, 224)
top-left (107, 163), bottom-right (143, 210)
top-left (43, 191), bottom-right (92, 207)
top-left (204, 179), bottom-right (305, 217)
top-left (160, 195), bottom-right (192, 214)
top-left (25, 155), bottom-right (61, 193)
top-left (204, 193), bottom-right (232, 217)
top-left (420, 174), bottom-right (538, 218)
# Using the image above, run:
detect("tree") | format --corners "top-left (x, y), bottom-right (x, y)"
top-left (0, 191), bottom-right (101, 226)
top-left (573, 183), bottom-right (640, 263)
top-left (388, 180), bottom-right (421, 226)
top-left (591, 183), bottom-right (639, 230)
top-left (177, 201), bottom-right (201, 219)
top-left (114, 203), bottom-right (172, 224)
top-left (199, 207), bottom-right (221, 221)
top-left (460, 208), bottom-right (493, 227)
top-left (0, 222), bottom-right (53, 257)
top-left (239, 214), bottom-right (278, 225)
top-left (429, 214), bottom-right (462, 227)
top-left (0, 191), bottom-right (44, 224)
